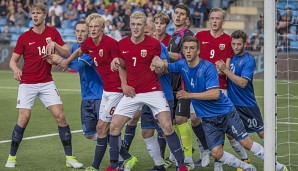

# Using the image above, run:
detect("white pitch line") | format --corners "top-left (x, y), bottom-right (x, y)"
top-left (0, 86), bottom-right (80, 92)
top-left (277, 122), bottom-right (298, 125)
top-left (0, 130), bottom-right (82, 144)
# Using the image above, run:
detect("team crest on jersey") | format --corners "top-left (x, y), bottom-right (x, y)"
top-left (238, 59), bottom-right (244, 66)
top-left (46, 37), bottom-right (52, 44)
top-left (99, 49), bottom-right (103, 57)
top-left (141, 49), bottom-right (147, 57)
top-left (175, 36), bottom-right (181, 44)
top-left (219, 44), bottom-right (225, 50)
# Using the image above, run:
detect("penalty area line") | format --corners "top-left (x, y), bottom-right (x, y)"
top-left (0, 130), bottom-right (82, 144)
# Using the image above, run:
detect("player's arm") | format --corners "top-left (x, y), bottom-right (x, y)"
top-left (151, 56), bottom-right (169, 75)
top-left (118, 67), bottom-right (135, 97)
top-left (111, 57), bottom-right (126, 71)
top-left (9, 53), bottom-right (22, 81)
top-left (216, 60), bottom-right (248, 88)
top-left (176, 88), bottom-right (220, 100)
top-left (58, 48), bottom-right (83, 71)
top-left (168, 52), bottom-right (181, 61)
top-left (46, 41), bottom-right (71, 57)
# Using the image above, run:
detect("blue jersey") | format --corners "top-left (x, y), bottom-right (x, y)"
top-left (228, 52), bottom-right (257, 107)
top-left (69, 43), bottom-right (103, 100)
top-left (159, 43), bottom-right (174, 100)
top-left (168, 59), bottom-right (234, 118)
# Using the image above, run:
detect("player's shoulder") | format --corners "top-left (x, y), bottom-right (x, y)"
top-left (222, 32), bottom-right (232, 40)
top-left (196, 30), bottom-right (209, 36)
top-left (45, 25), bottom-right (60, 33)
top-left (200, 59), bottom-right (215, 69)
top-left (243, 52), bottom-right (256, 62)
top-left (104, 34), bottom-right (118, 43)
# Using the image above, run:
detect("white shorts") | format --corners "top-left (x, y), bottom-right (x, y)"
top-left (114, 91), bottom-right (170, 118)
top-left (221, 89), bottom-right (227, 96)
top-left (99, 91), bottom-right (123, 122)
top-left (16, 81), bottom-right (62, 109)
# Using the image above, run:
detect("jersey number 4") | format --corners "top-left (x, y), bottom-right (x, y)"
top-left (38, 46), bottom-right (46, 56)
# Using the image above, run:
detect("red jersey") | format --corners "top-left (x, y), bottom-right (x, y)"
top-left (14, 26), bottom-right (65, 84)
top-left (119, 35), bottom-right (162, 93)
top-left (161, 33), bottom-right (171, 47)
top-left (195, 30), bottom-right (233, 90)
top-left (81, 35), bottom-right (122, 92)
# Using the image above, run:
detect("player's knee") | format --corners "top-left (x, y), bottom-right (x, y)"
top-left (141, 129), bottom-right (154, 139)
top-left (85, 134), bottom-right (95, 140)
top-left (97, 125), bottom-right (108, 137)
top-left (190, 116), bottom-right (201, 126)
top-left (258, 130), bottom-right (264, 139)
top-left (109, 122), bottom-right (120, 135)
top-left (128, 118), bottom-right (138, 126)
top-left (160, 121), bottom-right (172, 135)
top-left (211, 148), bottom-right (224, 160)
top-left (175, 116), bottom-right (188, 125)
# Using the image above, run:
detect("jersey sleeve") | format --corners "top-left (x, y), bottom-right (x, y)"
top-left (160, 43), bottom-right (169, 61)
top-left (168, 60), bottom-right (181, 74)
top-left (53, 28), bottom-right (65, 46)
top-left (80, 40), bottom-right (89, 54)
top-left (13, 34), bottom-right (24, 55)
top-left (205, 64), bottom-right (220, 90)
top-left (241, 58), bottom-right (255, 81)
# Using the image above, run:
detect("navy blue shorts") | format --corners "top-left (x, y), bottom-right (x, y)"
top-left (235, 106), bottom-right (264, 133)
top-left (81, 99), bottom-right (101, 136)
top-left (141, 100), bottom-right (174, 132)
top-left (173, 97), bottom-right (191, 119)
top-left (202, 109), bottom-right (248, 150)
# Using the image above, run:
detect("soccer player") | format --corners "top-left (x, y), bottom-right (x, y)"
top-left (110, 11), bottom-right (187, 171)
top-left (166, 4), bottom-right (195, 169)
top-left (54, 13), bottom-right (136, 171)
top-left (216, 30), bottom-right (288, 171)
top-left (194, 7), bottom-right (246, 170)
top-left (50, 21), bottom-right (103, 141)
top-left (151, 36), bottom-right (266, 171)
top-left (5, 3), bottom-right (83, 169)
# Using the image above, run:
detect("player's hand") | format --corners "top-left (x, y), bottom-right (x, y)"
top-left (13, 69), bottom-right (22, 81)
top-left (215, 60), bottom-right (226, 75)
top-left (111, 58), bottom-right (121, 71)
top-left (122, 84), bottom-right (135, 97)
top-left (50, 54), bottom-right (62, 64)
top-left (59, 60), bottom-right (69, 72)
top-left (150, 56), bottom-right (164, 71)
top-left (45, 41), bottom-right (55, 55)
top-left (176, 90), bottom-right (190, 99)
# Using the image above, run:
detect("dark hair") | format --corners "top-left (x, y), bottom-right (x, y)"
top-left (75, 20), bottom-right (86, 28)
top-left (182, 36), bottom-right (200, 49)
top-left (231, 30), bottom-right (247, 43)
top-left (174, 3), bottom-right (190, 18)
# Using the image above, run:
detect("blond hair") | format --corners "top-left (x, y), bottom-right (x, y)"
top-left (153, 12), bottom-right (170, 25)
top-left (209, 8), bottom-right (226, 20)
top-left (85, 13), bottom-right (105, 28)
top-left (31, 3), bottom-right (47, 14)
top-left (130, 11), bottom-right (147, 24)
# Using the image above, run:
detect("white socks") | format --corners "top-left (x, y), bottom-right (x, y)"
top-left (250, 142), bottom-right (264, 160)
top-left (144, 136), bottom-right (163, 166)
top-left (219, 151), bottom-right (251, 169)
top-left (229, 139), bottom-right (248, 160)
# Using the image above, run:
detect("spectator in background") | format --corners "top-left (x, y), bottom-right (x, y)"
top-left (0, 0), bottom-right (8, 18)
top-left (250, 31), bottom-right (264, 52)
top-left (277, 6), bottom-right (294, 35)
top-left (144, 1), bottom-right (156, 16)
top-left (192, 0), bottom-right (208, 27)
top-left (162, 0), bottom-right (174, 20)
top-left (97, 4), bottom-right (106, 15)
top-left (112, 11), bottom-right (122, 26)
top-left (133, 2), bottom-right (144, 13)
top-left (15, 6), bottom-right (29, 27)
top-left (6, 8), bottom-right (16, 26)
top-left (104, 19), bottom-right (112, 35)
top-left (74, 0), bottom-right (85, 14)
top-left (122, 8), bottom-right (132, 31)
top-left (46, 9), bottom-right (61, 28)
top-left (0, 26), bottom-right (11, 45)
top-left (112, 2), bottom-right (125, 16)
top-left (256, 14), bottom-right (264, 33)
top-left (63, 3), bottom-right (78, 28)
top-left (110, 24), bottom-right (122, 41)
top-left (152, 0), bottom-right (162, 12)
top-left (85, 3), bottom-right (97, 17)
top-left (49, 1), bottom-right (63, 20)
top-left (102, 8), bottom-right (113, 22)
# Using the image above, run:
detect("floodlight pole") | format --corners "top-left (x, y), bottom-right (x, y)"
top-left (264, 0), bottom-right (276, 171)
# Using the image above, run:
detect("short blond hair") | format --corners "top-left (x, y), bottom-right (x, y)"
top-left (86, 13), bottom-right (105, 28)
top-left (130, 11), bottom-right (147, 24)
top-left (209, 8), bottom-right (226, 20)
top-left (31, 3), bottom-right (47, 14)
top-left (154, 12), bottom-right (170, 25)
